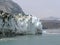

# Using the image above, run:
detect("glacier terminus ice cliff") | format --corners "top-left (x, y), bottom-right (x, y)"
top-left (0, 0), bottom-right (42, 37)
top-left (0, 10), bottom-right (42, 37)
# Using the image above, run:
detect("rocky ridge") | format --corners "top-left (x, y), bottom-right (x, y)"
top-left (0, 0), bottom-right (25, 15)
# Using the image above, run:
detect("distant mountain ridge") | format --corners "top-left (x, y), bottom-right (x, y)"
top-left (41, 19), bottom-right (60, 29)
top-left (0, 0), bottom-right (25, 15)
top-left (41, 17), bottom-right (60, 21)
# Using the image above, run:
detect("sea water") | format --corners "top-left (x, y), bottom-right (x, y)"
top-left (0, 29), bottom-right (60, 45)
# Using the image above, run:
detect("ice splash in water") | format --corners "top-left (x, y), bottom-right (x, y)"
top-left (0, 11), bottom-right (42, 35)
top-left (42, 30), bottom-right (60, 34)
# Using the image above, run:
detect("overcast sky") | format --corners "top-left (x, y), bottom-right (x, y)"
top-left (13, 0), bottom-right (60, 19)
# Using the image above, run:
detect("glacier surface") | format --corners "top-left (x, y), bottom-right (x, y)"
top-left (0, 13), bottom-right (42, 35)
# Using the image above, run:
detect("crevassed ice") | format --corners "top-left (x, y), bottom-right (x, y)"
top-left (14, 14), bottom-right (42, 34)
top-left (0, 14), bottom-right (42, 34)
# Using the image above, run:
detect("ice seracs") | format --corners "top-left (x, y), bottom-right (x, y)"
top-left (14, 14), bottom-right (42, 34)
top-left (0, 11), bottom-right (42, 36)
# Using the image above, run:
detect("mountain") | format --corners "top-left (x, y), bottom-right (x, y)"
top-left (41, 17), bottom-right (60, 20)
top-left (41, 17), bottom-right (60, 29)
top-left (0, 0), bottom-right (25, 15)
top-left (41, 19), bottom-right (60, 29)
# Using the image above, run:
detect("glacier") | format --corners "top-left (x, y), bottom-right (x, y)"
top-left (0, 11), bottom-right (42, 36)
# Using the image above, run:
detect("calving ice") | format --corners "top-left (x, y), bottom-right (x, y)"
top-left (0, 0), bottom-right (42, 36)
top-left (15, 14), bottom-right (42, 34)
top-left (0, 11), bottom-right (42, 36)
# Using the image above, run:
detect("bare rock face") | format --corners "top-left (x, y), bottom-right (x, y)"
top-left (0, 0), bottom-right (25, 15)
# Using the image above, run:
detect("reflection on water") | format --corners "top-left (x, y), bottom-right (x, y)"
top-left (0, 38), bottom-right (17, 42)
top-left (0, 29), bottom-right (60, 45)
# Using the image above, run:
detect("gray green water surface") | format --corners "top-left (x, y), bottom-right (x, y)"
top-left (0, 30), bottom-right (60, 45)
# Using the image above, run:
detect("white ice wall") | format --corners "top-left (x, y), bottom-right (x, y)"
top-left (0, 14), bottom-right (42, 34)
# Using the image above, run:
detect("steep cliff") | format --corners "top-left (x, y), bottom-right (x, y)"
top-left (0, 0), bottom-right (25, 15)
top-left (0, 11), bottom-right (42, 37)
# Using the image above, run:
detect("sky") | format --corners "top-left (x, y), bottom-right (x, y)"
top-left (13, 0), bottom-right (60, 19)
